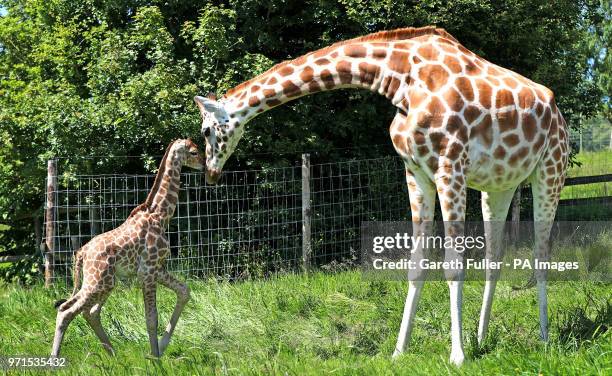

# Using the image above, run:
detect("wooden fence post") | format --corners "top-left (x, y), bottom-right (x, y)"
top-left (302, 154), bottom-right (312, 271)
top-left (44, 159), bottom-right (57, 288)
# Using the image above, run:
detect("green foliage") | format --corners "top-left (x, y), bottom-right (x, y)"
top-left (0, 0), bottom-right (608, 264)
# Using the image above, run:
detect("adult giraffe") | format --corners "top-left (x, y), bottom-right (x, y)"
top-left (194, 26), bottom-right (569, 365)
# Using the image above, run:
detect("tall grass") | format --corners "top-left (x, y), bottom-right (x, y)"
top-left (0, 271), bottom-right (609, 375)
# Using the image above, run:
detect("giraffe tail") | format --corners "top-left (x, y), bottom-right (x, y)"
top-left (54, 249), bottom-right (84, 310)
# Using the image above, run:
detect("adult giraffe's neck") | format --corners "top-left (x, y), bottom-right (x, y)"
top-left (222, 41), bottom-right (412, 122)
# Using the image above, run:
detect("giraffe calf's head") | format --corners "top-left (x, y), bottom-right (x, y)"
top-left (194, 94), bottom-right (244, 185)
top-left (175, 139), bottom-right (205, 171)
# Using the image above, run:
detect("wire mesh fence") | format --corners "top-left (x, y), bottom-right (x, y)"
top-left (42, 144), bottom-right (610, 283)
top-left (43, 156), bottom-right (409, 283)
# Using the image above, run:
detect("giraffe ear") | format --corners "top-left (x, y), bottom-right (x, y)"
top-left (194, 96), bottom-right (224, 117)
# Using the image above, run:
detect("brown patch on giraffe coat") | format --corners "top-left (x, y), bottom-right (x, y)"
top-left (373, 49), bottom-right (387, 59)
top-left (503, 134), bottom-right (520, 147)
top-left (463, 105), bottom-right (481, 124)
top-left (430, 132), bottom-right (449, 154)
top-left (487, 65), bottom-right (503, 76)
top-left (519, 87), bottom-right (535, 109)
top-left (413, 130), bottom-right (426, 145)
top-left (427, 96), bottom-right (446, 116)
top-left (266, 98), bottom-right (281, 107)
top-left (417, 45), bottom-right (440, 61)
top-left (446, 142), bottom-right (463, 160)
top-left (344, 44), bottom-right (367, 58)
top-left (267, 76), bottom-right (278, 85)
top-left (388, 50), bottom-right (410, 74)
top-left (455, 77), bottom-right (474, 101)
top-left (443, 55), bottom-right (462, 73)
top-left (419, 65), bottom-right (450, 92)
top-left (315, 58), bottom-right (330, 65)
top-left (392, 134), bottom-right (408, 154)
top-left (535, 102), bottom-right (544, 117)
top-left (358, 62), bottom-right (379, 85)
top-left (470, 114), bottom-right (493, 147)
top-left (248, 96), bottom-right (260, 107)
top-left (475, 79), bottom-right (492, 108)
top-left (386, 77), bottom-right (401, 99)
top-left (443, 87), bottom-right (464, 112)
top-left (313, 49), bottom-right (329, 58)
top-left (412, 55), bottom-right (422, 64)
top-left (417, 145), bottom-right (429, 156)
top-left (464, 59), bottom-right (481, 76)
top-left (498, 109), bottom-right (518, 133)
top-left (426, 156), bottom-right (439, 172)
top-left (250, 85), bottom-right (260, 93)
top-left (263, 88), bottom-right (275, 98)
top-left (495, 89), bottom-right (514, 109)
top-left (409, 90), bottom-right (429, 108)
top-left (509, 146), bottom-right (529, 166)
top-left (521, 113), bottom-right (537, 141)
top-left (320, 69), bottom-right (334, 89)
top-left (300, 66), bottom-right (314, 83)
top-left (542, 107), bottom-right (552, 130)
top-left (308, 81), bottom-right (321, 93)
top-left (336, 61), bottom-right (353, 84)
top-left (493, 145), bottom-right (506, 159)
top-left (502, 77), bottom-right (519, 89)
top-left (282, 81), bottom-right (301, 97)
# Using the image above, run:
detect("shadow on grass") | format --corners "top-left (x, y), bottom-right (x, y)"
top-left (466, 325), bottom-right (501, 359)
top-left (556, 293), bottom-right (610, 351)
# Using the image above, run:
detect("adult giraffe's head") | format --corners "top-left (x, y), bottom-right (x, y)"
top-left (194, 93), bottom-right (245, 184)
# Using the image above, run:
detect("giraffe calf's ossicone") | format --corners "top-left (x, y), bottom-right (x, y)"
top-left (51, 139), bottom-right (205, 359)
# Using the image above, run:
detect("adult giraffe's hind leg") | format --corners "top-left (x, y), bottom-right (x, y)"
top-left (393, 167), bottom-right (436, 358)
top-left (435, 163), bottom-right (467, 366)
top-left (530, 166), bottom-right (563, 342)
top-left (477, 189), bottom-right (516, 345)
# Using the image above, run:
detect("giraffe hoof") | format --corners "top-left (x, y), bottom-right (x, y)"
top-left (391, 349), bottom-right (403, 360)
top-left (449, 351), bottom-right (465, 366)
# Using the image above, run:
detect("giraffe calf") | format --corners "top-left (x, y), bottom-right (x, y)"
top-left (51, 139), bottom-right (205, 358)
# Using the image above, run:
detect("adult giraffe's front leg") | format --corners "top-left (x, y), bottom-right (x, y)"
top-left (435, 162), bottom-right (467, 366)
top-left (393, 166), bottom-right (436, 358)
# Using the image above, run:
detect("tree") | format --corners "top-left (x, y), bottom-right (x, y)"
top-left (0, 0), bottom-right (607, 275)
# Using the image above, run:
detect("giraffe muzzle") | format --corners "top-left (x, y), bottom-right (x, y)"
top-left (206, 168), bottom-right (222, 185)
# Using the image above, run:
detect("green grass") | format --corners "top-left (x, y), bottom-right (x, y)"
top-left (561, 149), bottom-right (611, 200)
top-left (0, 272), bottom-right (610, 375)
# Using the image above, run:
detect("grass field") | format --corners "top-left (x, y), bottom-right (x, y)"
top-left (0, 271), bottom-right (609, 375)
top-left (561, 149), bottom-right (611, 200)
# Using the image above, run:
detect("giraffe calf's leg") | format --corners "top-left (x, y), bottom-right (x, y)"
top-left (51, 293), bottom-right (90, 357)
top-left (142, 282), bottom-right (160, 358)
top-left (83, 292), bottom-right (114, 355)
top-left (157, 270), bottom-right (190, 355)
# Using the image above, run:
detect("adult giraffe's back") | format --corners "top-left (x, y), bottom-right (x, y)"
top-left (194, 26), bottom-right (570, 365)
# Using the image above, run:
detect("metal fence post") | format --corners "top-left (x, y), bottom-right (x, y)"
top-left (302, 154), bottom-right (312, 271)
top-left (44, 159), bottom-right (57, 288)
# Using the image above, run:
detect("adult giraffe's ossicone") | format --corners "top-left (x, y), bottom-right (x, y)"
top-left (195, 26), bottom-right (569, 365)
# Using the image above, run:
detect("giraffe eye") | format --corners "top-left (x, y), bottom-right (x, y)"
top-left (190, 150), bottom-right (198, 155)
